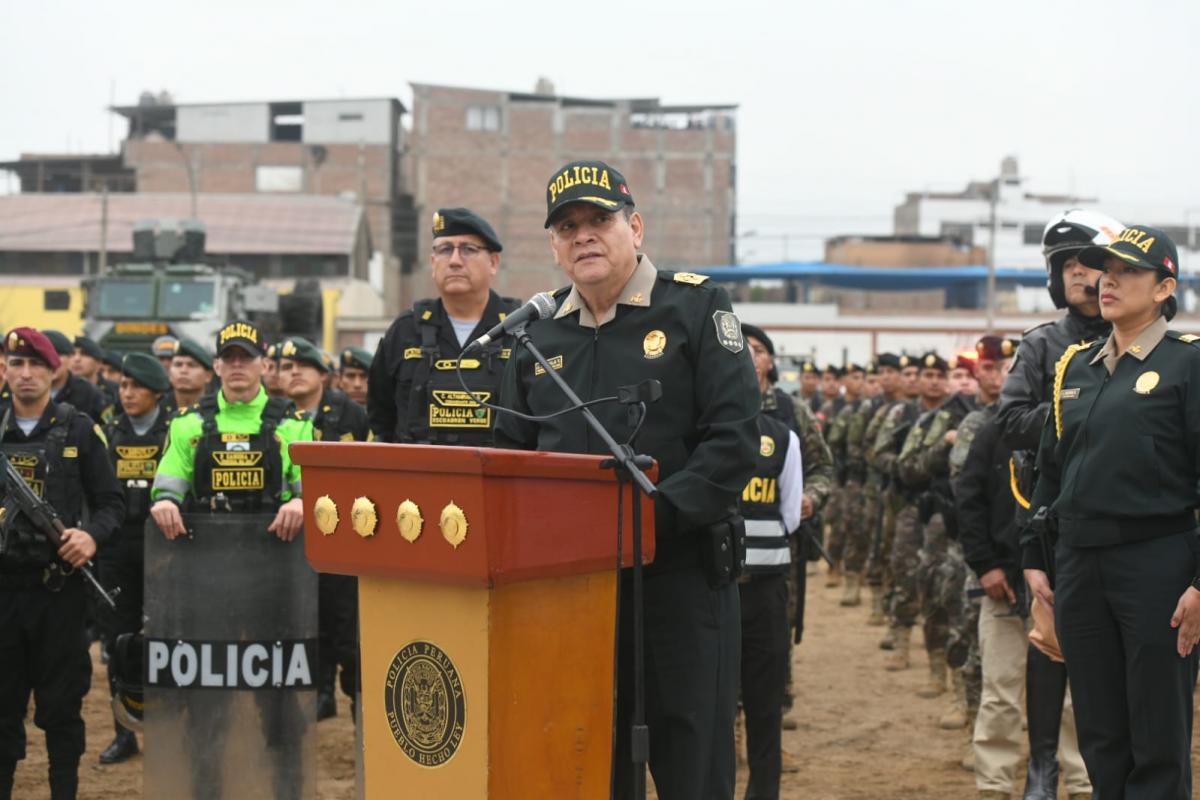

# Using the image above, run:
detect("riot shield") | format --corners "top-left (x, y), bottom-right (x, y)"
top-left (144, 513), bottom-right (318, 800)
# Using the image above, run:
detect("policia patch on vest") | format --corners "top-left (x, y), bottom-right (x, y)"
top-left (385, 640), bottom-right (465, 767)
top-left (712, 310), bottom-right (744, 353)
top-left (429, 390), bottom-right (492, 429)
top-left (210, 451), bottom-right (265, 491)
top-left (116, 445), bottom-right (159, 479)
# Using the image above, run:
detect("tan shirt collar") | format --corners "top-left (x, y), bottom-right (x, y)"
top-left (554, 254), bottom-right (656, 328)
top-left (1090, 315), bottom-right (1169, 374)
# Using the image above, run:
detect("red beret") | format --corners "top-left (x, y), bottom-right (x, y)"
top-left (4, 327), bottom-right (61, 370)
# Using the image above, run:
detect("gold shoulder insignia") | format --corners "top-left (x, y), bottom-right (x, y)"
top-left (1177, 333), bottom-right (1200, 343)
top-left (673, 272), bottom-right (709, 285)
top-left (403, 347), bottom-right (422, 360)
top-left (1052, 342), bottom-right (1088, 439)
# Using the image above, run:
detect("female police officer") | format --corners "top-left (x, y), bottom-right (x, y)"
top-left (1023, 226), bottom-right (1200, 799)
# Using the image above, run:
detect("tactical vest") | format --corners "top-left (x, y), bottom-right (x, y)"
top-left (312, 390), bottom-right (354, 441)
top-left (740, 414), bottom-right (791, 577)
top-left (187, 394), bottom-right (288, 513)
top-left (107, 412), bottom-right (169, 527)
top-left (402, 299), bottom-right (510, 445)
top-left (0, 403), bottom-right (77, 569)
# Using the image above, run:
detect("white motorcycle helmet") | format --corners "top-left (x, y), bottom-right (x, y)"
top-left (1041, 209), bottom-right (1124, 308)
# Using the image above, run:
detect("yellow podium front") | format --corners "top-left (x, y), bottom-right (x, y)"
top-left (291, 443), bottom-right (655, 799)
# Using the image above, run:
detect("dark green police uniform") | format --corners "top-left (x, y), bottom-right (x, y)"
top-left (279, 336), bottom-right (366, 718)
top-left (367, 208), bottom-right (520, 444)
top-left (1027, 226), bottom-right (1199, 799)
top-left (496, 255), bottom-right (759, 800)
top-left (99, 352), bottom-right (171, 762)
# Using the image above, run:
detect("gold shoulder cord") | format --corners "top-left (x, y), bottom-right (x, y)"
top-left (1008, 458), bottom-right (1031, 510)
top-left (1052, 342), bottom-right (1086, 439)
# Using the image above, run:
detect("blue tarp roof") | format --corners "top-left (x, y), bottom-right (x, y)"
top-left (693, 262), bottom-right (1200, 291)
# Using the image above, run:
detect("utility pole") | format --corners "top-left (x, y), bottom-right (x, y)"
top-left (985, 176), bottom-right (999, 332)
top-left (98, 182), bottom-right (109, 275)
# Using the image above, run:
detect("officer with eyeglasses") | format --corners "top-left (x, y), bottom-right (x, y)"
top-left (368, 208), bottom-right (520, 444)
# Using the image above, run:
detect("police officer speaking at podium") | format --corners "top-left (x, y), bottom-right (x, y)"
top-left (495, 160), bottom-right (759, 800)
top-left (1024, 226), bottom-right (1200, 799)
top-left (149, 320), bottom-right (310, 539)
top-left (0, 327), bottom-right (124, 800)
top-left (368, 208), bottom-right (520, 444)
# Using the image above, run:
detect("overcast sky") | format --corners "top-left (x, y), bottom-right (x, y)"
top-left (2, 0), bottom-right (1197, 260)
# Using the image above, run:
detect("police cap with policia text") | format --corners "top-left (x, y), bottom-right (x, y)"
top-left (432, 208), bottom-right (503, 252)
top-left (214, 320), bottom-right (265, 358)
top-left (1078, 225), bottom-right (1181, 319)
top-left (4, 327), bottom-right (61, 369)
top-left (279, 336), bottom-right (329, 373)
top-left (544, 160), bottom-right (634, 227)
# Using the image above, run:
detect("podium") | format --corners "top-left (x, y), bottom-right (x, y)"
top-left (290, 442), bottom-right (655, 799)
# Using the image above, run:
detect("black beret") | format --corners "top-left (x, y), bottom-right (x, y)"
top-left (844, 363), bottom-right (866, 375)
top-left (876, 352), bottom-right (903, 369)
top-left (42, 329), bottom-right (74, 356)
top-left (432, 208), bottom-right (502, 252)
top-left (173, 337), bottom-right (214, 370)
top-left (918, 352), bottom-right (949, 373)
top-left (279, 336), bottom-right (329, 372)
top-left (340, 346), bottom-right (374, 371)
top-left (121, 352), bottom-right (170, 393)
top-left (823, 365), bottom-right (844, 378)
top-left (740, 323), bottom-right (774, 355)
top-left (797, 359), bottom-right (818, 374)
top-left (74, 336), bottom-right (104, 360)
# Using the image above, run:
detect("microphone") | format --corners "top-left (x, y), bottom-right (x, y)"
top-left (464, 292), bottom-right (557, 351)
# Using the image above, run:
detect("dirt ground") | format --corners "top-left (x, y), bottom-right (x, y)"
top-left (13, 568), bottom-right (1200, 798)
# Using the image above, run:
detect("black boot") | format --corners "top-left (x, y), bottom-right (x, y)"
top-left (317, 690), bottom-right (337, 721)
top-left (0, 761), bottom-right (15, 800)
top-left (99, 725), bottom-right (139, 765)
top-left (48, 767), bottom-right (78, 800)
top-left (1023, 646), bottom-right (1067, 800)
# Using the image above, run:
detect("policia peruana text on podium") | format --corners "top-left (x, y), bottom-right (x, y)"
top-left (368, 208), bottom-right (520, 444)
top-left (1024, 226), bottom-right (1200, 799)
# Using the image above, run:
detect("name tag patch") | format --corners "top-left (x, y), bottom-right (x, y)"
top-left (429, 390), bottom-right (492, 429)
top-left (533, 355), bottom-right (564, 376)
top-left (1059, 388), bottom-right (1080, 400)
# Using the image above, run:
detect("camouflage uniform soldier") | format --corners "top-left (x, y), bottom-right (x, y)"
top-left (882, 353), bottom-right (950, 671)
top-left (866, 358), bottom-right (921, 638)
top-left (858, 354), bottom-right (907, 620)
top-left (827, 364), bottom-right (867, 601)
top-left (895, 359), bottom-right (975, 697)
top-left (817, 366), bottom-right (846, 586)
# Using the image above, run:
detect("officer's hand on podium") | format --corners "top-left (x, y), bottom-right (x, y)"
top-left (1170, 586), bottom-right (1200, 658)
top-left (151, 499), bottom-right (187, 540)
top-left (268, 498), bottom-right (304, 542)
top-left (58, 528), bottom-right (96, 567)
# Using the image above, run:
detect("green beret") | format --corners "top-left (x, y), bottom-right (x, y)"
top-left (279, 336), bottom-right (328, 372)
top-left (121, 352), bottom-right (170, 393)
top-left (172, 337), bottom-right (213, 370)
top-left (432, 208), bottom-right (502, 252)
top-left (74, 336), bottom-right (104, 360)
top-left (339, 346), bottom-right (374, 372)
top-left (101, 350), bottom-right (123, 370)
top-left (43, 330), bottom-right (75, 356)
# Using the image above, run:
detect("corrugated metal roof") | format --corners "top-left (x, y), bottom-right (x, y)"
top-left (0, 193), bottom-right (364, 255)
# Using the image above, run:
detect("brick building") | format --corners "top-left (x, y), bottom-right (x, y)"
top-left (404, 82), bottom-right (737, 301)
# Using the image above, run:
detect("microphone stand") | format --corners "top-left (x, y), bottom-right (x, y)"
top-left (509, 325), bottom-right (655, 800)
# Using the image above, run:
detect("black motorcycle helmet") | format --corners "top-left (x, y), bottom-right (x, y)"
top-left (1041, 209), bottom-right (1124, 309)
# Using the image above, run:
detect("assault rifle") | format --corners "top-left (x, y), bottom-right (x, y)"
top-left (0, 408), bottom-right (119, 609)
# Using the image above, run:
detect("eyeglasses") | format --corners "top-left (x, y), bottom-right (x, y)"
top-left (432, 243), bottom-right (488, 259)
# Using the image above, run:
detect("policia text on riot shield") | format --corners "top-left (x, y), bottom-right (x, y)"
top-left (0, 408), bottom-right (120, 609)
